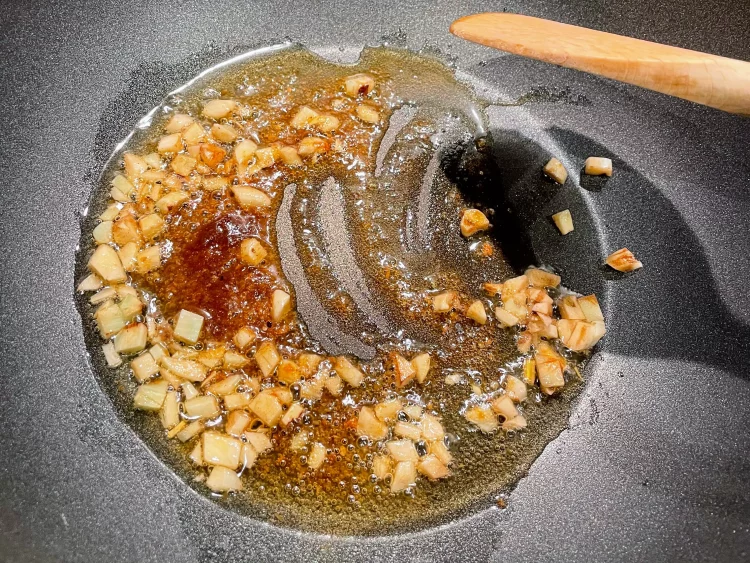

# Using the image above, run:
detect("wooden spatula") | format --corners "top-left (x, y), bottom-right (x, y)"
top-left (450, 13), bottom-right (750, 115)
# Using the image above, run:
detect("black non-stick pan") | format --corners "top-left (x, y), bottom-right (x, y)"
top-left (1, 1), bottom-right (749, 561)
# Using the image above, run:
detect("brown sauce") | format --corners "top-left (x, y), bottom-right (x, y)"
top-left (78, 46), bottom-right (594, 535)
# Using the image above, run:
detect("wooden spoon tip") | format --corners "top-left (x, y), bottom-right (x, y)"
top-left (449, 13), bottom-right (482, 37)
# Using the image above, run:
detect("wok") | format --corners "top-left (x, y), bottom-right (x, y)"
top-left (1, 0), bottom-right (749, 561)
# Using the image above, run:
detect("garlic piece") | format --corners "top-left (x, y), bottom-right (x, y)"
top-left (248, 391), bottom-right (283, 427)
top-left (233, 327), bottom-right (256, 351)
top-left (155, 191), bottom-right (189, 214)
top-left (333, 356), bottom-right (364, 388)
top-left (114, 323), bottom-right (148, 355)
top-left (203, 431), bottom-right (242, 469)
top-left (390, 461), bottom-right (417, 493)
top-left (157, 133), bottom-right (182, 154)
top-left (297, 353), bottom-right (323, 377)
top-left (432, 290), bottom-right (457, 313)
top-left (551, 209), bottom-right (574, 235)
top-left (175, 420), bottom-right (204, 442)
top-left (184, 395), bottom-right (220, 419)
top-left (308, 442), bottom-right (326, 470)
top-left (199, 142), bottom-right (227, 169)
top-left (558, 295), bottom-right (587, 320)
top-left (225, 410), bottom-right (251, 437)
top-left (170, 154), bottom-right (197, 177)
top-left (95, 301), bottom-right (126, 338)
top-left (244, 432), bottom-right (272, 454)
top-left (110, 174), bottom-right (135, 202)
top-left (231, 186), bottom-right (271, 209)
top-left (578, 294), bottom-right (604, 322)
top-left (135, 244), bottom-right (161, 274)
top-left (93, 221), bottom-right (113, 244)
top-left (356, 104), bottom-right (380, 123)
top-left (271, 289), bottom-right (292, 322)
top-left (160, 390), bottom-right (180, 430)
top-left (205, 466), bottom-right (243, 492)
top-left (375, 399), bottom-right (403, 423)
top-left (102, 342), bottom-right (122, 368)
top-left (525, 268), bottom-right (561, 288)
top-left (464, 404), bottom-right (499, 433)
top-left (278, 146), bottom-right (303, 167)
top-left (606, 248), bottom-right (643, 272)
top-left (429, 440), bottom-right (453, 466)
top-left (505, 375), bottom-right (527, 403)
top-left (356, 406), bottom-right (388, 441)
top-left (491, 395), bottom-right (518, 420)
top-left (165, 113), bottom-right (194, 133)
top-left (418, 454), bottom-right (451, 480)
top-left (584, 156), bottom-right (613, 177)
top-left (392, 352), bottom-right (416, 387)
top-left (233, 139), bottom-right (258, 166)
top-left (138, 214), bottom-right (164, 241)
top-left (202, 99), bottom-right (237, 120)
top-left (131, 351), bottom-right (159, 382)
top-left (182, 123), bottom-right (206, 145)
top-left (460, 209), bottom-right (490, 237)
top-left (254, 341), bottom-right (281, 377)
top-left (372, 455), bottom-right (392, 481)
top-left (290, 106), bottom-right (320, 128)
top-left (324, 374), bottom-right (343, 396)
top-left (420, 413), bottom-right (445, 441)
top-left (280, 402), bottom-right (305, 426)
top-left (314, 114), bottom-right (340, 132)
top-left (160, 356), bottom-right (207, 382)
top-left (503, 415), bottom-right (528, 431)
top-left (344, 73), bottom-right (375, 97)
top-left (240, 238), bottom-right (267, 266)
top-left (466, 300), bottom-right (488, 324)
top-left (88, 244), bottom-right (127, 284)
top-left (394, 421), bottom-right (421, 441)
top-left (277, 359), bottom-right (303, 385)
top-left (298, 136), bottom-right (328, 157)
top-left (411, 353), bottom-right (431, 384)
top-left (543, 157), bottom-right (568, 184)
top-left (494, 307), bottom-right (520, 327)
top-left (133, 380), bottom-right (169, 411)
top-left (535, 345), bottom-right (566, 395)
top-left (173, 309), bottom-right (204, 345)
top-left (386, 439), bottom-right (419, 463)
top-left (210, 123), bottom-right (238, 143)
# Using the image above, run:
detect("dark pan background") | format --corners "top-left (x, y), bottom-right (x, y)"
top-left (1, 1), bottom-right (749, 561)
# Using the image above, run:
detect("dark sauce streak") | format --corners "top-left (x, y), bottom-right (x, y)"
top-left (138, 196), bottom-right (281, 341)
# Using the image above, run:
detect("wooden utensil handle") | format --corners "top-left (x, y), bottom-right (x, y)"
top-left (451, 13), bottom-right (750, 115)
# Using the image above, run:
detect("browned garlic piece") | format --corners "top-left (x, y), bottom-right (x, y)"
top-left (606, 247), bottom-right (643, 272)
top-left (464, 404), bottom-right (499, 433)
top-left (460, 209), bottom-right (490, 237)
top-left (392, 352), bottom-right (416, 387)
top-left (543, 157), bottom-right (568, 184)
top-left (432, 290), bottom-right (457, 312)
top-left (344, 73), bottom-right (375, 97)
top-left (584, 156), bottom-right (613, 177)
top-left (240, 238), bottom-right (267, 266)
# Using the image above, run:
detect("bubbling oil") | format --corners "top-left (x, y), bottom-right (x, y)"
top-left (79, 45), bottom-right (585, 535)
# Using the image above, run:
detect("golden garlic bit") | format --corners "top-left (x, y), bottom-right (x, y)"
top-left (461, 270), bottom-right (607, 432)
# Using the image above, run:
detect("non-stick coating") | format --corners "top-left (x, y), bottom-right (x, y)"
top-left (1, 1), bottom-right (749, 561)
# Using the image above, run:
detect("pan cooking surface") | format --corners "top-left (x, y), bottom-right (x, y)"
top-left (1, 0), bottom-right (749, 560)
